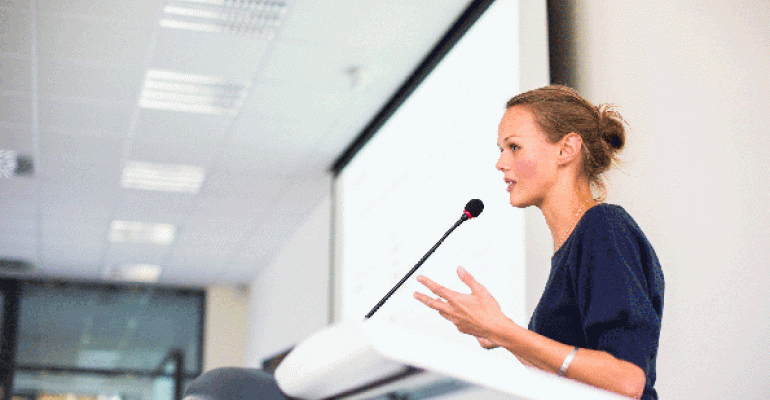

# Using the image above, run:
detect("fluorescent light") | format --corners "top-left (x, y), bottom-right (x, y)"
top-left (121, 161), bottom-right (205, 193)
top-left (139, 70), bottom-right (250, 115)
top-left (104, 264), bottom-right (163, 283)
top-left (159, 0), bottom-right (289, 38)
top-left (160, 19), bottom-right (222, 33)
top-left (109, 221), bottom-right (176, 245)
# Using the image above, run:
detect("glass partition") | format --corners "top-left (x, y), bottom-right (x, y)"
top-left (12, 368), bottom-right (176, 400)
top-left (0, 279), bottom-right (204, 400)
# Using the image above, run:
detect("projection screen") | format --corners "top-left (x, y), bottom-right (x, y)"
top-left (333, 0), bottom-right (547, 351)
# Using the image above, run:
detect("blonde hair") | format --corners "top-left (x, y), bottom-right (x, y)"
top-left (506, 85), bottom-right (625, 199)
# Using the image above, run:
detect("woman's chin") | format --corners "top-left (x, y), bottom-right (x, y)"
top-left (508, 193), bottom-right (535, 209)
top-left (508, 196), bottom-right (526, 208)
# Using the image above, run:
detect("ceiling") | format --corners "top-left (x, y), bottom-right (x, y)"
top-left (0, 0), bottom-right (474, 286)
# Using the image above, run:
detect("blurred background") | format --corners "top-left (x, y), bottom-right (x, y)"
top-left (1, 0), bottom-right (769, 399)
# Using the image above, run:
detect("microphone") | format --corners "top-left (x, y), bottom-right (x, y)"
top-left (364, 199), bottom-right (484, 319)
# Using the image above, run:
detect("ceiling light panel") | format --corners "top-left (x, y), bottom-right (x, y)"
top-left (160, 0), bottom-right (290, 39)
top-left (109, 221), bottom-right (176, 245)
top-left (139, 70), bottom-right (250, 115)
top-left (103, 264), bottom-right (163, 283)
top-left (122, 161), bottom-right (205, 193)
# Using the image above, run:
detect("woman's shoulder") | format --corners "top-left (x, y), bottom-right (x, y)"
top-left (585, 202), bottom-right (628, 219)
top-left (582, 203), bottom-right (637, 230)
top-left (574, 203), bottom-right (650, 249)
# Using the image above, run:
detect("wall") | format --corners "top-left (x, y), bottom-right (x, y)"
top-left (246, 194), bottom-right (332, 365)
top-left (523, 1), bottom-right (770, 398)
top-left (204, 284), bottom-right (250, 372)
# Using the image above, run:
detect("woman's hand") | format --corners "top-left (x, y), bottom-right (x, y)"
top-left (477, 337), bottom-right (499, 349)
top-left (414, 267), bottom-right (511, 344)
top-left (415, 267), bottom-right (646, 398)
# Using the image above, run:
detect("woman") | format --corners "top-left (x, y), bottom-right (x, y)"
top-left (414, 85), bottom-right (664, 399)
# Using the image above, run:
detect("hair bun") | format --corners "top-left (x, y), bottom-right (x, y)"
top-left (597, 105), bottom-right (626, 152)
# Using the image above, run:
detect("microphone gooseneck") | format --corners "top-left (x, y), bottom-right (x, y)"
top-left (364, 199), bottom-right (484, 319)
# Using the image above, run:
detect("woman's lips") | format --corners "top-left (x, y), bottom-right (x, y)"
top-left (505, 178), bottom-right (515, 192)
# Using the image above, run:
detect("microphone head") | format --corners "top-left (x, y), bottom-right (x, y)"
top-left (464, 199), bottom-right (484, 218)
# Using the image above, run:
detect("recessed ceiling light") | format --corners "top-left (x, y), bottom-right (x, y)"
top-left (122, 161), bottom-right (205, 193)
top-left (103, 264), bottom-right (163, 283)
top-left (109, 221), bottom-right (176, 245)
top-left (139, 70), bottom-right (250, 115)
top-left (160, 0), bottom-right (290, 38)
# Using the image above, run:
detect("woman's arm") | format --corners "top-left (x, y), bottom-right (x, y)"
top-left (486, 317), bottom-right (646, 399)
top-left (414, 268), bottom-right (646, 399)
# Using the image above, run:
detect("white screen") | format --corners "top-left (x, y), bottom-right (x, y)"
top-left (335, 0), bottom-right (531, 350)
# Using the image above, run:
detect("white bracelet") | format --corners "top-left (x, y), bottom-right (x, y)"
top-left (558, 347), bottom-right (579, 377)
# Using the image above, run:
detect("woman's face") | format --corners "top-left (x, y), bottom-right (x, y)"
top-left (496, 106), bottom-right (561, 208)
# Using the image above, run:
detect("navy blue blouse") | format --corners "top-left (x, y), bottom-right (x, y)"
top-left (528, 204), bottom-right (664, 400)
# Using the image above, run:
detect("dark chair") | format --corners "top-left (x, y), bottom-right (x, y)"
top-left (184, 367), bottom-right (291, 400)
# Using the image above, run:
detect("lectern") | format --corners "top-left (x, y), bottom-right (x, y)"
top-left (275, 320), bottom-right (625, 400)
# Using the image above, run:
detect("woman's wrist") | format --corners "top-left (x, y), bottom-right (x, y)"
top-left (484, 316), bottom-right (522, 349)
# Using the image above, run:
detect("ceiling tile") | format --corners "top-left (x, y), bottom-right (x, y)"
top-left (37, 260), bottom-right (102, 280)
top-left (0, 0), bottom-right (477, 285)
top-left (0, 178), bottom-right (37, 219)
top-left (36, 15), bottom-right (154, 66)
top-left (0, 56), bottom-right (32, 92)
top-left (0, 216), bottom-right (37, 238)
top-left (261, 40), bottom-right (365, 92)
top-left (39, 202), bottom-right (113, 228)
top-left (198, 169), bottom-right (283, 202)
top-left (40, 221), bottom-right (107, 247)
top-left (214, 142), bottom-right (299, 174)
top-left (186, 196), bottom-right (260, 223)
top-left (36, 0), bottom-right (163, 22)
top-left (156, 262), bottom-right (222, 286)
top-left (280, 0), bottom-right (467, 55)
top-left (0, 93), bottom-right (32, 124)
top-left (172, 219), bottom-right (253, 262)
top-left (37, 61), bottom-right (144, 103)
top-left (0, 8), bottom-right (31, 55)
top-left (151, 28), bottom-right (270, 81)
top-left (40, 238), bottom-right (103, 266)
top-left (38, 98), bottom-right (134, 135)
top-left (102, 242), bottom-right (166, 267)
top-left (0, 122), bottom-right (34, 152)
top-left (129, 136), bottom-right (219, 167)
top-left (38, 130), bottom-right (124, 181)
top-left (0, 235), bottom-right (37, 261)
top-left (40, 173), bottom-right (120, 207)
top-left (237, 80), bottom-right (346, 144)
top-left (112, 190), bottom-right (197, 225)
top-left (228, 112), bottom-right (326, 158)
top-left (2, 0), bottom-right (30, 11)
top-left (133, 108), bottom-right (231, 144)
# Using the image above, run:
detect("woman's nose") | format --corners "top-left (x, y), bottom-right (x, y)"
top-left (496, 152), bottom-right (508, 171)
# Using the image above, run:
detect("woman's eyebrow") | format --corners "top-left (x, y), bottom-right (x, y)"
top-left (497, 135), bottom-right (516, 147)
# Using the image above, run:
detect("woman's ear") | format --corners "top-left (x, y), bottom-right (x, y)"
top-left (558, 132), bottom-right (583, 165)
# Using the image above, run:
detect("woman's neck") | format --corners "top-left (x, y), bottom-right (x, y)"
top-left (539, 178), bottom-right (597, 251)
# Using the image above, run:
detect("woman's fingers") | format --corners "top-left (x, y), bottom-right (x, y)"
top-left (457, 266), bottom-right (486, 295)
top-left (416, 275), bottom-right (457, 302)
top-left (477, 337), bottom-right (498, 349)
top-left (413, 290), bottom-right (452, 313)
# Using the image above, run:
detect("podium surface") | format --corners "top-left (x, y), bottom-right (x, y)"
top-left (275, 321), bottom-right (626, 400)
